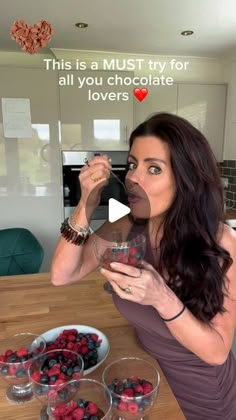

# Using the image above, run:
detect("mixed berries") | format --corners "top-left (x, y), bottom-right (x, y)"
top-left (51, 398), bottom-right (104, 420)
top-left (101, 246), bottom-right (142, 270)
top-left (45, 329), bottom-right (102, 371)
top-left (0, 344), bottom-right (44, 379)
top-left (31, 350), bottom-right (83, 396)
top-left (108, 376), bottom-right (154, 415)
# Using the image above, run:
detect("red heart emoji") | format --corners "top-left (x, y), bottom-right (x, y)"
top-left (133, 88), bottom-right (148, 102)
top-left (10, 20), bottom-right (54, 55)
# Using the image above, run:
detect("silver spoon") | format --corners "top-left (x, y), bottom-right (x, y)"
top-left (84, 157), bottom-right (128, 193)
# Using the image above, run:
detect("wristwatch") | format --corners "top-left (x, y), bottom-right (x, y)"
top-left (60, 217), bottom-right (90, 245)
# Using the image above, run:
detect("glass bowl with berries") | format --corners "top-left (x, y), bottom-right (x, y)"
top-left (0, 332), bottom-right (46, 404)
top-left (28, 349), bottom-right (84, 420)
top-left (40, 325), bottom-right (110, 376)
top-left (102, 357), bottom-right (160, 420)
top-left (93, 230), bottom-right (146, 294)
top-left (48, 378), bottom-right (113, 420)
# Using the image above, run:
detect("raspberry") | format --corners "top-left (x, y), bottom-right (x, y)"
top-left (80, 337), bottom-right (87, 345)
top-left (54, 403), bottom-right (66, 416)
top-left (31, 371), bottom-right (41, 382)
top-left (80, 346), bottom-right (89, 355)
top-left (121, 388), bottom-right (134, 398)
top-left (129, 246), bottom-right (139, 256)
top-left (87, 401), bottom-right (98, 415)
top-left (127, 402), bottom-right (139, 414)
top-left (68, 335), bottom-right (76, 342)
top-left (0, 355), bottom-right (6, 362)
top-left (66, 342), bottom-right (74, 350)
top-left (118, 401), bottom-right (128, 411)
top-left (134, 384), bottom-right (144, 394)
top-left (5, 349), bottom-right (14, 357)
top-left (71, 407), bottom-right (84, 420)
top-left (91, 333), bottom-right (99, 342)
top-left (16, 348), bottom-right (28, 358)
top-left (9, 365), bottom-right (17, 375)
top-left (65, 400), bottom-right (77, 414)
top-left (54, 379), bottom-right (65, 386)
top-left (128, 256), bottom-right (139, 266)
top-left (142, 381), bottom-right (153, 395)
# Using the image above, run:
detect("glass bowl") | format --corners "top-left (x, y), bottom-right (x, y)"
top-left (93, 230), bottom-right (146, 294)
top-left (0, 332), bottom-right (46, 404)
top-left (48, 378), bottom-right (112, 420)
top-left (102, 357), bottom-right (160, 420)
top-left (29, 349), bottom-right (84, 420)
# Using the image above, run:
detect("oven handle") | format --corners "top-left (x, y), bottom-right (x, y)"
top-left (70, 167), bottom-right (126, 171)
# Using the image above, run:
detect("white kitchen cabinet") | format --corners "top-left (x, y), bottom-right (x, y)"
top-left (59, 71), bottom-right (133, 151)
top-left (133, 85), bottom-right (178, 126)
top-left (177, 84), bottom-right (227, 161)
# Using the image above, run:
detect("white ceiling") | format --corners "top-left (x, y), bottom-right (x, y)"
top-left (1, 0), bottom-right (236, 57)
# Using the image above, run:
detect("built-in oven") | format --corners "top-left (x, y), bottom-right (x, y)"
top-left (62, 151), bottom-right (129, 231)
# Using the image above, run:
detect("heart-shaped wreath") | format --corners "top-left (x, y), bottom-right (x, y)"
top-left (10, 19), bottom-right (54, 54)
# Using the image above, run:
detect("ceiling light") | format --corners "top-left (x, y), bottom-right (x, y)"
top-left (181, 30), bottom-right (194, 36)
top-left (75, 22), bottom-right (88, 29)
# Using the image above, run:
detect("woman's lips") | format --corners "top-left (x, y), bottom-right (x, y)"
top-left (127, 195), bottom-right (143, 203)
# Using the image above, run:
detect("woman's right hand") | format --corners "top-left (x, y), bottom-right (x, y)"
top-left (79, 154), bottom-right (112, 209)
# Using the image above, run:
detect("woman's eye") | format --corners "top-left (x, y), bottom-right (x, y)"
top-left (127, 162), bottom-right (161, 175)
top-left (127, 162), bottom-right (136, 170)
top-left (149, 166), bottom-right (161, 175)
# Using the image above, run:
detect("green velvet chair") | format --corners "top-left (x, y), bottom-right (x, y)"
top-left (0, 228), bottom-right (44, 276)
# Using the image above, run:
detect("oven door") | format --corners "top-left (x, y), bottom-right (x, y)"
top-left (63, 165), bottom-right (128, 220)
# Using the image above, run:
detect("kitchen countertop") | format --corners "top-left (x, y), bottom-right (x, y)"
top-left (0, 271), bottom-right (185, 420)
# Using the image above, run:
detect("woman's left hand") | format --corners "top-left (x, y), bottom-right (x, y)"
top-left (100, 260), bottom-right (170, 307)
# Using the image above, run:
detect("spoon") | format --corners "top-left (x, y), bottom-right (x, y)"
top-left (84, 157), bottom-right (128, 193)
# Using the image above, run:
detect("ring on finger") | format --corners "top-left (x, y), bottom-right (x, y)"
top-left (124, 286), bottom-right (132, 294)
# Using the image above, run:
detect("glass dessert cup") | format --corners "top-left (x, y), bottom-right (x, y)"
top-left (48, 378), bottom-right (113, 420)
top-left (93, 230), bottom-right (146, 294)
top-left (102, 357), bottom-right (160, 420)
top-left (0, 332), bottom-right (46, 404)
top-left (29, 349), bottom-right (84, 420)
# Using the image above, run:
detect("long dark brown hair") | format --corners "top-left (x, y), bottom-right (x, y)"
top-left (128, 112), bottom-right (232, 324)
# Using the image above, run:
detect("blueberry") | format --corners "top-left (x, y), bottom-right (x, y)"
top-left (40, 375), bottom-right (49, 384)
top-left (77, 398), bottom-right (85, 407)
top-left (20, 356), bottom-right (28, 362)
top-left (112, 378), bottom-right (119, 386)
top-left (48, 359), bottom-right (57, 368)
top-left (58, 389), bottom-right (68, 400)
top-left (1, 366), bottom-right (9, 375)
top-left (16, 369), bottom-right (26, 378)
top-left (60, 365), bottom-right (67, 374)
top-left (66, 367), bottom-right (73, 377)
top-left (73, 365), bottom-right (81, 373)
top-left (49, 375), bottom-right (57, 383)
top-left (90, 417), bottom-right (98, 420)
top-left (7, 354), bottom-right (17, 363)
top-left (35, 386), bottom-right (42, 395)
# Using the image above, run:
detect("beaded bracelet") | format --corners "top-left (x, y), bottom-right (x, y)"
top-left (160, 304), bottom-right (186, 322)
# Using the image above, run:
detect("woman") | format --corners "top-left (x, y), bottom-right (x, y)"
top-left (51, 113), bottom-right (236, 419)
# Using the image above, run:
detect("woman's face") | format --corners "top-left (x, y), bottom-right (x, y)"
top-left (125, 136), bottom-right (176, 220)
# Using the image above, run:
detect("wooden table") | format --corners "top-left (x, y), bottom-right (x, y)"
top-left (0, 272), bottom-right (185, 419)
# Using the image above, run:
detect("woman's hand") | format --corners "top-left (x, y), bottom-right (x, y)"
top-left (100, 260), bottom-right (171, 308)
top-left (79, 154), bottom-right (112, 209)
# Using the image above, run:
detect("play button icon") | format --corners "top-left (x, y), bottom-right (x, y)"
top-left (108, 198), bottom-right (130, 223)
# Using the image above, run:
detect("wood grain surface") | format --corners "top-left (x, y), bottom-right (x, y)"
top-left (0, 271), bottom-right (185, 419)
